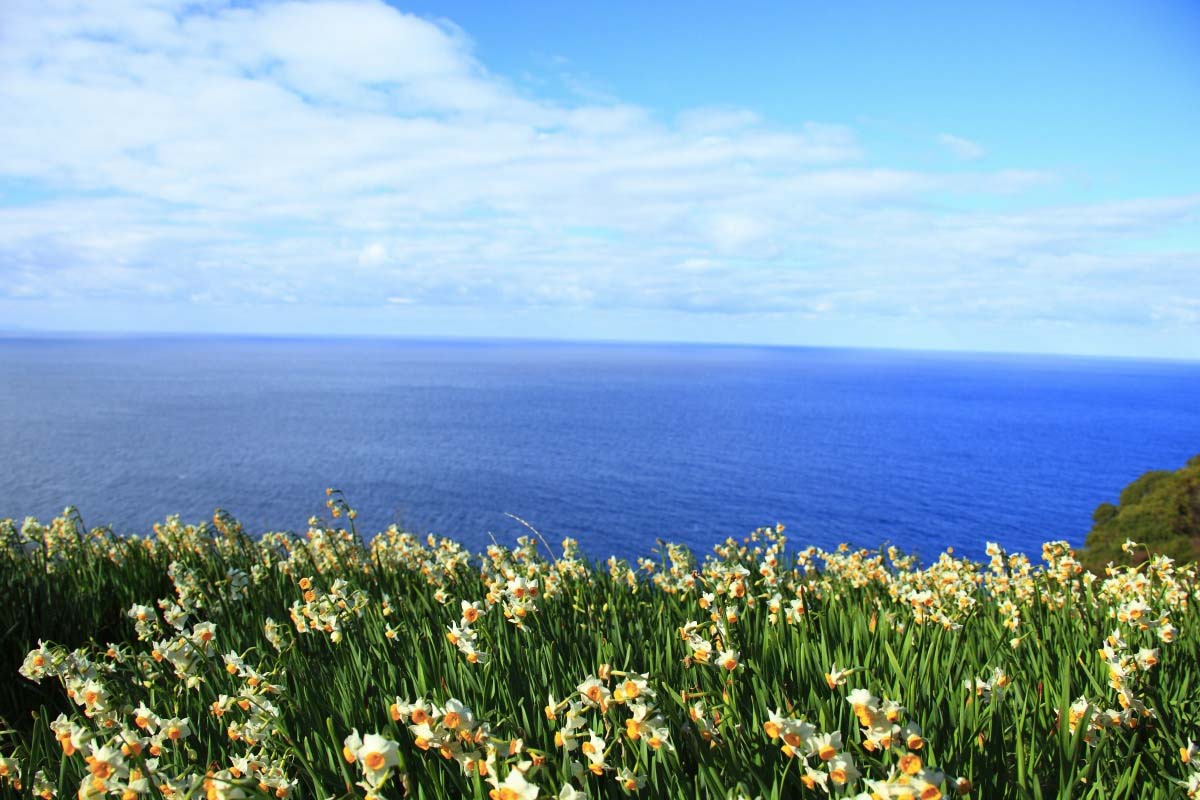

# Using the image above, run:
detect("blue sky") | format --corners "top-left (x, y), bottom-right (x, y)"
top-left (0, 0), bottom-right (1197, 357)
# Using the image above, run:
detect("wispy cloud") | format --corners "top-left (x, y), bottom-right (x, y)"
top-left (0, 0), bottom-right (1196, 353)
top-left (937, 133), bottom-right (987, 160)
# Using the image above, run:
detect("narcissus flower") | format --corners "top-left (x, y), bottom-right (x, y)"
top-left (763, 708), bottom-right (786, 739)
top-left (190, 622), bottom-right (218, 647)
top-left (809, 731), bottom-right (842, 762)
top-left (826, 753), bottom-right (858, 786)
top-left (84, 744), bottom-right (127, 784)
top-left (461, 600), bottom-right (485, 624)
top-left (612, 673), bottom-right (650, 703)
top-left (343, 730), bottom-right (363, 764)
top-left (487, 765), bottom-right (539, 800)
top-left (577, 677), bottom-right (610, 711)
top-left (161, 718), bottom-right (191, 743)
top-left (801, 765), bottom-right (828, 791)
top-left (356, 733), bottom-right (400, 787)
top-left (616, 768), bottom-right (645, 793)
top-left (408, 721), bottom-right (436, 751)
top-left (912, 777), bottom-right (944, 799)
top-left (442, 699), bottom-right (475, 731)
top-left (581, 735), bottom-right (607, 775)
top-left (825, 664), bottom-right (851, 690)
top-left (132, 704), bottom-right (158, 731)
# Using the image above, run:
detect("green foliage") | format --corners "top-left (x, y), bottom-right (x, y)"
top-left (1083, 455), bottom-right (1200, 571)
top-left (0, 507), bottom-right (1198, 799)
top-left (1092, 503), bottom-right (1117, 527)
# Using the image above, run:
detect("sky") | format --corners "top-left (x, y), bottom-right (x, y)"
top-left (1, 0), bottom-right (1198, 358)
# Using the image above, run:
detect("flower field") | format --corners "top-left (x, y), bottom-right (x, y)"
top-left (2, 495), bottom-right (1198, 800)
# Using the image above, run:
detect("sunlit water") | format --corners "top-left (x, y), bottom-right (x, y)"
top-left (2, 336), bottom-right (1197, 563)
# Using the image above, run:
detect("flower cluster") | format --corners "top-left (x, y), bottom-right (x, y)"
top-left (288, 576), bottom-right (369, 643)
top-left (446, 599), bottom-right (490, 664)
top-left (390, 695), bottom-right (527, 785)
top-left (678, 620), bottom-right (739, 671)
top-left (963, 667), bottom-right (1009, 705)
top-left (20, 617), bottom-right (295, 800)
top-left (481, 537), bottom-right (547, 630)
top-left (543, 666), bottom-right (673, 795)
top-left (7, 505), bottom-right (1200, 798)
top-left (762, 708), bottom-right (860, 792)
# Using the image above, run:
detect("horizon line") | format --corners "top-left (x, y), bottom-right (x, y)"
top-left (1, 327), bottom-right (1198, 366)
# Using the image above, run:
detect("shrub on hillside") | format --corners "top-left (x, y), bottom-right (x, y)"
top-left (1083, 454), bottom-right (1200, 569)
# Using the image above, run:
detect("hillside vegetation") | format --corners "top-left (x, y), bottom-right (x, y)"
top-left (1083, 454), bottom-right (1200, 570)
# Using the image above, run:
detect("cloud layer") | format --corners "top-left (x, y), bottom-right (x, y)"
top-left (1, 0), bottom-right (1197, 351)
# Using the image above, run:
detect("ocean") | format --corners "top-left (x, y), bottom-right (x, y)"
top-left (1, 336), bottom-right (1197, 563)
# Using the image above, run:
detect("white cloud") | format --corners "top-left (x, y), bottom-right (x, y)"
top-left (358, 242), bottom-right (388, 267)
top-left (705, 214), bottom-right (775, 254)
top-left (0, 0), bottom-right (1195, 349)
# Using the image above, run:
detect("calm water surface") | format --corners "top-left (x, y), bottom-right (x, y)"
top-left (2, 336), bottom-right (1197, 562)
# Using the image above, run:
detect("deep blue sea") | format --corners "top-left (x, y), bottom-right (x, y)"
top-left (1, 336), bottom-right (1198, 563)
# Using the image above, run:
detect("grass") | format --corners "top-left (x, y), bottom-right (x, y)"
top-left (1, 494), bottom-right (1198, 799)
